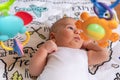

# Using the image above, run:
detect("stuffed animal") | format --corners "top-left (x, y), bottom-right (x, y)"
top-left (0, 0), bottom-right (33, 56)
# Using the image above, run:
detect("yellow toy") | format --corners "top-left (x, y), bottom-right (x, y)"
top-left (75, 12), bottom-right (119, 47)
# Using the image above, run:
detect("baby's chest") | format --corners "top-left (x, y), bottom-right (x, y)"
top-left (48, 52), bottom-right (88, 67)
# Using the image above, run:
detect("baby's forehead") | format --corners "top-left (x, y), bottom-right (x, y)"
top-left (51, 17), bottom-right (77, 32)
top-left (57, 18), bottom-right (76, 26)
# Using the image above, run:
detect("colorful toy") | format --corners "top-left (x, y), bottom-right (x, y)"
top-left (0, 0), bottom-right (33, 56)
top-left (13, 39), bottom-right (24, 56)
top-left (0, 0), bottom-right (15, 16)
top-left (75, 12), bottom-right (119, 47)
top-left (91, 0), bottom-right (120, 20)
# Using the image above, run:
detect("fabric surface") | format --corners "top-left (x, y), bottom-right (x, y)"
top-left (0, 0), bottom-right (120, 80)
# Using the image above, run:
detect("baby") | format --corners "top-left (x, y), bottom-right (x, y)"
top-left (29, 17), bottom-right (109, 80)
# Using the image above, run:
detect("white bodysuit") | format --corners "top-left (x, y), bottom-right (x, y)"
top-left (37, 47), bottom-right (89, 80)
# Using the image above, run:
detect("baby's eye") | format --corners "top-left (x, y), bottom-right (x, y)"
top-left (67, 26), bottom-right (74, 30)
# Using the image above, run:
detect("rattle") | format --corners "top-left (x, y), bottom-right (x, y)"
top-left (75, 12), bottom-right (119, 47)
top-left (0, 0), bottom-right (33, 56)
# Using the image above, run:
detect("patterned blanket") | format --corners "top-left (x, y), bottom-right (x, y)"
top-left (0, 0), bottom-right (120, 80)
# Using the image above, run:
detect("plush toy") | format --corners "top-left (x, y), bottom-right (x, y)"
top-left (75, 12), bottom-right (119, 47)
top-left (0, 0), bottom-right (33, 56)
top-left (0, 11), bottom-right (32, 49)
top-left (91, 0), bottom-right (120, 20)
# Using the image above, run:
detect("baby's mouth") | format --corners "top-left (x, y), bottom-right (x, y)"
top-left (74, 37), bottom-right (80, 40)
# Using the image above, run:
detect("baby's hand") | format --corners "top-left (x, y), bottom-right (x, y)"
top-left (82, 40), bottom-right (95, 48)
top-left (41, 40), bottom-right (58, 54)
top-left (82, 40), bottom-right (102, 51)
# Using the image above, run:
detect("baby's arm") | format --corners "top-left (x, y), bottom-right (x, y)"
top-left (83, 41), bottom-right (109, 66)
top-left (29, 40), bottom-right (57, 77)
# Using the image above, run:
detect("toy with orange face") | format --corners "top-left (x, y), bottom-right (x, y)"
top-left (75, 12), bottom-right (119, 47)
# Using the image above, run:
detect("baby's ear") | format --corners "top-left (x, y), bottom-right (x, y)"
top-left (49, 32), bottom-right (55, 40)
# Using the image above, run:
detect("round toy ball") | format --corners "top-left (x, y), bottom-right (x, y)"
top-left (87, 24), bottom-right (105, 40)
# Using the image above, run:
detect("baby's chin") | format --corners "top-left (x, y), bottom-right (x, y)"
top-left (71, 41), bottom-right (83, 48)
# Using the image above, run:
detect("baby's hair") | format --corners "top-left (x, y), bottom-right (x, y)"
top-left (50, 17), bottom-right (75, 33)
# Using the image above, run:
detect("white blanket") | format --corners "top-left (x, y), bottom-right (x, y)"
top-left (0, 0), bottom-right (120, 80)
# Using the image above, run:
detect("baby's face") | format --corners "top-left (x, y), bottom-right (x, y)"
top-left (53, 18), bottom-right (84, 48)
